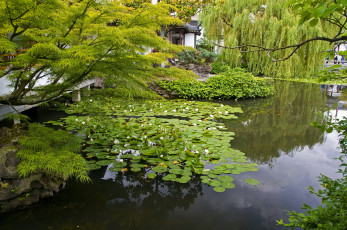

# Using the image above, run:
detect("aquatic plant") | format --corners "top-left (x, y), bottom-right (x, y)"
top-left (17, 123), bottom-right (90, 182)
top-left (48, 98), bottom-right (260, 192)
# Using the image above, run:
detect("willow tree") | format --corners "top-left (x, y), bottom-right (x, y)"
top-left (200, 0), bottom-right (336, 78)
top-left (0, 0), bottom-right (182, 106)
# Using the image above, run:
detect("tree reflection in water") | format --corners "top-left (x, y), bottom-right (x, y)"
top-left (222, 81), bottom-right (327, 165)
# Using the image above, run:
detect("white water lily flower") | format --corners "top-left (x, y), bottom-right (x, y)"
top-left (219, 112), bottom-right (222, 114)
top-left (150, 109), bottom-right (153, 112)
top-left (130, 109), bottom-right (132, 112)
top-left (129, 105), bottom-right (132, 107)
top-left (160, 137), bottom-right (164, 140)
top-left (127, 136), bottom-right (130, 139)
top-left (204, 149), bottom-right (209, 154)
top-left (160, 155), bottom-right (163, 157)
top-left (76, 119), bottom-right (79, 121)
top-left (218, 126), bottom-right (223, 129)
top-left (213, 127), bottom-right (216, 130)
top-left (198, 120), bottom-right (202, 122)
top-left (210, 115), bottom-right (214, 117)
top-left (193, 123), bottom-right (197, 126)
top-left (185, 107), bottom-right (189, 110)
top-left (90, 99), bottom-right (92, 102)
top-left (195, 108), bottom-right (199, 111)
top-left (119, 159), bottom-right (123, 162)
top-left (225, 111), bottom-right (229, 114)
top-left (183, 109), bottom-right (186, 112)
top-left (214, 107), bottom-right (217, 110)
top-left (82, 122), bottom-right (85, 125)
top-left (164, 110), bottom-right (167, 113)
top-left (221, 104), bottom-right (224, 107)
top-left (144, 135), bottom-right (147, 139)
top-left (114, 139), bottom-right (119, 144)
top-left (172, 109), bottom-right (176, 112)
top-left (90, 138), bottom-right (94, 141)
top-left (124, 144), bottom-right (130, 147)
top-left (124, 110), bottom-right (127, 112)
top-left (208, 128), bottom-right (211, 130)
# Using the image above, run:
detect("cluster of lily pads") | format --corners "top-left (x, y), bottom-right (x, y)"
top-left (49, 99), bottom-right (260, 192)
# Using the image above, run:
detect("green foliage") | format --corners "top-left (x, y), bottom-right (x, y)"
top-left (210, 62), bottom-right (230, 74)
top-left (17, 123), bottom-right (90, 182)
top-left (0, 0), bottom-right (183, 105)
top-left (244, 178), bottom-right (260, 185)
top-left (201, 0), bottom-right (335, 78)
top-left (277, 118), bottom-right (347, 229)
top-left (316, 64), bottom-right (347, 83)
top-left (177, 48), bottom-right (218, 64)
top-left (157, 68), bottom-right (274, 99)
top-left (287, 0), bottom-right (347, 28)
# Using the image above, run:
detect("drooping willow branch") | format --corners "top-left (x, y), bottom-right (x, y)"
top-left (215, 36), bottom-right (347, 62)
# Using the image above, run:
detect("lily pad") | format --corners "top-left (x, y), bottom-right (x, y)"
top-left (152, 165), bottom-right (168, 173)
top-left (147, 173), bottom-right (157, 178)
top-left (109, 167), bottom-right (123, 172)
top-left (96, 160), bottom-right (113, 166)
top-left (244, 178), bottom-right (260, 186)
top-left (222, 182), bottom-right (235, 189)
top-left (131, 167), bottom-right (141, 172)
top-left (218, 175), bottom-right (233, 183)
top-left (209, 180), bottom-right (222, 187)
top-left (213, 186), bottom-right (226, 192)
top-left (163, 174), bottom-right (177, 181)
top-left (88, 164), bottom-right (102, 170)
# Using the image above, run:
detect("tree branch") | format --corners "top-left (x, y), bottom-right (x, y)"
top-left (216, 36), bottom-right (347, 62)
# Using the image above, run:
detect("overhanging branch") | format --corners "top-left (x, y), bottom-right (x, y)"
top-left (216, 36), bottom-right (347, 62)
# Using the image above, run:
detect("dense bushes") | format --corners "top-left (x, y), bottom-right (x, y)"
top-left (157, 68), bottom-right (274, 99)
top-left (210, 62), bottom-right (230, 74)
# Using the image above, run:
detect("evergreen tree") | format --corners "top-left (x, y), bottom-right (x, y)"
top-left (200, 0), bottom-right (337, 78)
top-left (0, 0), bottom-right (182, 106)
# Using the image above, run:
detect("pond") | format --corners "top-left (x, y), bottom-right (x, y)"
top-left (0, 81), bottom-right (344, 230)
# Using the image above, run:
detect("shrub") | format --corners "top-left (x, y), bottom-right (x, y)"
top-left (157, 68), bottom-right (274, 99)
top-left (210, 62), bottom-right (230, 74)
top-left (17, 123), bottom-right (90, 182)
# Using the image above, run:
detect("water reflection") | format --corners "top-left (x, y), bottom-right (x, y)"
top-left (222, 81), bottom-right (327, 164)
top-left (0, 81), bottom-right (343, 230)
top-left (0, 168), bottom-right (204, 230)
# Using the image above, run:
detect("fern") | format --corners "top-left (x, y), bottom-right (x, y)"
top-left (17, 123), bottom-right (90, 183)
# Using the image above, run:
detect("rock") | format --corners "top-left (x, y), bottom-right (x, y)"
top-left (0, 142), bottom-right (66, 212)
top-left (0, 145), bottom-right (20, 179)
top-left (176, 62), bottom-right (213, 80)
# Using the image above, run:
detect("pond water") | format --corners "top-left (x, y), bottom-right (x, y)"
top-left (0, 81), bottom-right (345, 230)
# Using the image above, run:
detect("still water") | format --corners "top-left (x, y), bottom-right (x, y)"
top-left (0, 81), bottom-right (344, 230)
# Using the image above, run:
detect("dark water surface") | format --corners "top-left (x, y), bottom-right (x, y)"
top-left (0, 81), bottom-right (344, 230)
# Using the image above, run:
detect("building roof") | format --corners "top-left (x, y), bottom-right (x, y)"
top-left (170, 21), bottom-right (201, 35)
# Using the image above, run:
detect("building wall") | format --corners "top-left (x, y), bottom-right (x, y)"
top-left (185, 33), bottom-right (196, 48)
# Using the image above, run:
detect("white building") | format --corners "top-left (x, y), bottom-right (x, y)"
top-left (151, 0), bottom-right (201, 48)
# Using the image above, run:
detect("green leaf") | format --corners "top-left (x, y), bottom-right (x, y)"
top-left (309, 18), bottom-right (319, 27)
top-left (209, 180), bottom-right (222, 187)
top-left (147, 173), bottom-right (157, 178)
top-left (218, 175), bottom-right (234, 182)
top-left (222, 182), bottom-right (235, 189)
top-left (213, 186), bottom-right (225, 192)
top-left (152, 165), bottom-right (168, 173)
top-left (244, 178), bottom-right (260, 186)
